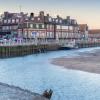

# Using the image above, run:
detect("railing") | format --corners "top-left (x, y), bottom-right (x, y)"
top-left (0, 39), bottom-right (99, 47)
top-left (0, 39), bottom-right (59, 46)
top-left (76, 39), bottom-right (100, 44)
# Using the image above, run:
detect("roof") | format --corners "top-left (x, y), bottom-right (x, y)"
top-left (79, 24), bottom-right (88, 32)
top-left (89, 29), bottom-right (100, 34)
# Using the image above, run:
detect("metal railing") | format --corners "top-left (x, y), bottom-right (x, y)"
top-left (0, 38), bottom-right (99, 47)
top-left (0, 39), bottom-right (59, 46)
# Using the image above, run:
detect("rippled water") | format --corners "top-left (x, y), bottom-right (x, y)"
top-left (0, 47), bottom-right (100, 100)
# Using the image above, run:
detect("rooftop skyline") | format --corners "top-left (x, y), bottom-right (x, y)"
top-left (0, 0), bottom-right (100, 29)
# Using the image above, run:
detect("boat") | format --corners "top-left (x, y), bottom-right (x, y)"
top-left (59, 41), bottom-right (78, 50)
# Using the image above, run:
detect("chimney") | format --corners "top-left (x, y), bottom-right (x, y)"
top-left (4, 12), bottom-right (9, 18)
top-left (66, 16), bottom-right (70, 20)
top-left (30, 13), bottom-right (34, 17)
top-left (47, 14), bottom-right (49, 17)
top-left (57, 15), bottom-right (60, 18)
top-left (39, 11), bottom-right (44, 17)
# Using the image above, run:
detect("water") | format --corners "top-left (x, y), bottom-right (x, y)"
top-left (0, 47), bottom-right (100, 100)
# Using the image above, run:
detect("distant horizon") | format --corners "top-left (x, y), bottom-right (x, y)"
top-left (0, 0), bottom-right (100, 29)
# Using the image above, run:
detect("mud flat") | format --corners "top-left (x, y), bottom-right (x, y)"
top-left (51, 51), bottom-right (100, 74)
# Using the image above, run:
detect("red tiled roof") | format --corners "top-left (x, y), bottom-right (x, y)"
top-left (79, 24), bottom-right (88, 32)
top-left (89, 29), bottom-right (100, 34)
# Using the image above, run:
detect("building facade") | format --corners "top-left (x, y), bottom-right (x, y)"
top-left (78, 24), bottom-right (89, 40)
top-left (0, 11), bottom-right (83, 42)
top-left (88, 29), bottom-right (100, 41)
top-left (0, 12), bottom-right (28, 38)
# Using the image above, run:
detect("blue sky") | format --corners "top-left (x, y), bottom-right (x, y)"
top-left (0, 0), bottom-right (100, 29)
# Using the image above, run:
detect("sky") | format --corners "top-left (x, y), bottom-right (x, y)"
top-left (0, 0), bottom-right (100, 29)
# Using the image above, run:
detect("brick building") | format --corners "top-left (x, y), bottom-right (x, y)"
top-left (88, 29), bottom-right (100, 41)
top-left (78, 24), bottom-right (89, 40)
top-left (0, 11), bottom-right (80, 41)
top-left (0, 11), bottom-right (28, 38)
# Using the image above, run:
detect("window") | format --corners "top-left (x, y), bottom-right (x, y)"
top-left (49, 17), bottom-right (52, 22)
top-left (16, 19), bottom-right (19, 23)
top-left (57, 25), bottom-right (60, 29)
top-left (14, 26), bottom-right (18, 29)
top-left (9, 26), bottom-right (12, 30)
top-left (36, 24), bottom-right (39, 29)
top-left (4, 19), bottom-right (7, 23)
top-left (11, 25), bottom-right (18, 30)
top-left (33, 24), bottom-right (36, 28)
top-left (3, 26), bottom-right (9, 30)
top-left (8, 19), bottom-right (11, 23)
top-left (59, 20), bottom-right (62, 23)
top-left (49, 25), bottom-right (53, 30)
top-left (39, 24), bottom-right (44, 29)
top-left (23, 31), bottom-right (27, 38)
top-left (25, 18), bottom-right (28, 21)
top-left (30, 24), bottom-right (33, 28)
top-left (44, 24), bottom-right (47, 29)
top-left (39, 24), bottom-right (42, 29)
top-left (53, 19), bottom-right (55, 22)
top-left (42, 24), bottom-right (44, 28)
top-left (2, 26), bottom-right (6, 30)
top-left (31, 18), bottom-right (34, 20)
top-left (38, 17), bottom-right (40, 21)
top-left (12, 19), bottom-right (15, 23)
top-left (56, 19), bottom-right (58, 23)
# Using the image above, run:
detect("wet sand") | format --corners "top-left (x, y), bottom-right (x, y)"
top-left (51, 51), bottom-right (100, 74)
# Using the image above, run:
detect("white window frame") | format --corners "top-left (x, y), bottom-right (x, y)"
top-left (42, 24), bottom-right (44, 28)
top-left (12, 19), bottom-right (15, 23)
top-left (8, 19), bottom-right (11, 23)
top-left (49, 17), bottom-right (52, 22)
top-left (38, 17), bottom-right (40, 21)
top-left (36, 24), bottom-right (39, 29)
top-left (4, 19), bottom-right (7, 23)
top-left (16, 19), bottom-right (19, 23)
top-left (30, 24), bottom-right (33, 28)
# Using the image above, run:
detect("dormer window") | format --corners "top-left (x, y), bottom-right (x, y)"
top-left (38, 17), bottom-right (40, 21)
top-left (56, 19), bottom-right (58, 23)
top-left (49, 17), bottom-right (52, 22)
top-left (31, 18), bottom-right (34, 20)
top-left (25, 18), bottom-right (28, 21)
top-left (59, 20), bottom-right (62, 23)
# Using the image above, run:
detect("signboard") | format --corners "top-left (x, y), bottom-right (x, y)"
top-left (32, 32), bottom-right (37, 35)
top-left (32, 32), bottom-right (38, 38)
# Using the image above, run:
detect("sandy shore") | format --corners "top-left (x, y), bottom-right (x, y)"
top-left (0, 82), bottom-right (48, 100)
top-left (51, 51), bottom-right (100, 74)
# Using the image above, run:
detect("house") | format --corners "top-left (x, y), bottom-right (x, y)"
top-left (0, 12), bottom-right (28, 39)
top-left (78, 24), bottom-right (89, 40)
top-left (88, 29), bottom-right (100, 41)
